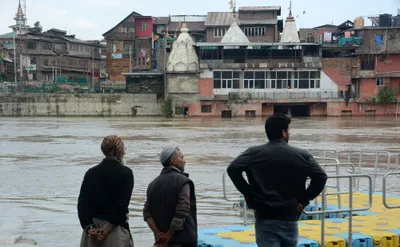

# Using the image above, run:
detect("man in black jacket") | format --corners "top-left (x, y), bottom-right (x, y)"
top-left (78, 135), bottom-right (134, 247)
top-left (143, 146), bottom-right (197, 247)
top-left (227, 113), bottom-right (327, 247)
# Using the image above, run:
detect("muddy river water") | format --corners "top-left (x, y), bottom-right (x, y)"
top-left (1, 116), bottom-right (400, 246)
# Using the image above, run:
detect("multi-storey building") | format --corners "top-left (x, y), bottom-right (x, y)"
top-left (103, 11), bottom-right (154, 81)
top-left (0, 43), bottom-right (14, 83)
top-left (0, 2), bottom-right (105, 88)
top-left (205, 6), bottom-right (282, 43)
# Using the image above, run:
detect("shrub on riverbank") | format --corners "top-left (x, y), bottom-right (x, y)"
top-left (160, 96), bottom-right (173, 117)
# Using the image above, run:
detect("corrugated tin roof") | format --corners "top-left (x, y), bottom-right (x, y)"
top-left (154, 17), bottom-right (169, 25)
top-left (239, 20), bottom-right (277, 25)
top-left (170, 15), bottom-right (207, 22)
top-left (3, 44), bottom-right (15, 50)
top-left (204, 12), bottom-right (234, 27)
top-left (0, 32), bottom-right (16, 39)
top-left (239, 6), bottom-right (281, 12)
top-left (168, 22), bottom-right (205, 31)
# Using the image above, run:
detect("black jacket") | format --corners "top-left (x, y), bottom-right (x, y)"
top-left (78, 157), bottom-right (134, 230)
top-left (146, 167), bottom-right (198, 244)
top-left (227, 140), bottom-right (327, 221)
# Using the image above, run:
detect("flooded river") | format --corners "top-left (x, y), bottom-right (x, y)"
top-left (1, 116), bottom-right (400, 246)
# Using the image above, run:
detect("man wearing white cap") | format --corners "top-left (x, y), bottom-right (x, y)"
top-left (143, 146), bottom-right (198, 247)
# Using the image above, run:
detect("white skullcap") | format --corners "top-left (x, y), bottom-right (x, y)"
top-left (160, 145), bottom-right (179, 165)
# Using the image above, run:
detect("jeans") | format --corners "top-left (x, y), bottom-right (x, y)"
top-left (255, 218), bottom-right (298, 247)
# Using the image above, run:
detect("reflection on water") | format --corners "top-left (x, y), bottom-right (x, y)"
top-left (0, 116), bottom-right (400, 246)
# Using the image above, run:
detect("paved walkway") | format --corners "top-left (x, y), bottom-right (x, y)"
top-left (198, 192), bottom-right (400, 247)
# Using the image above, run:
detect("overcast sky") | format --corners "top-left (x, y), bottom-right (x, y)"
top-left (0, 0), bottom-right (399, 40)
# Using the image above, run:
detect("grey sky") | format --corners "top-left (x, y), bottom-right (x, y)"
top-left (0, 0), bottom-right (399, 40)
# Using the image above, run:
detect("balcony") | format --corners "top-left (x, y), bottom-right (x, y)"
top-left (200, 60), bottom-right (322, 69)
top-left (213, 89), bottom-right (340, 101)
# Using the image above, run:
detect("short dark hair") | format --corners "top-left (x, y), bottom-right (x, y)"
top-left (264, 113), bottom-right (291, 141)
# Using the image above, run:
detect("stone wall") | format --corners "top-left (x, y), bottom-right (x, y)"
top-left (0, 93), bottom-right (161, 117)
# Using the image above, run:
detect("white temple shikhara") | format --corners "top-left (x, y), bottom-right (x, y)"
top-left (280, 0), bottom-right (300, 43)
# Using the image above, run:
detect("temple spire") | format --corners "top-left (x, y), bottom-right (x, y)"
top-left (17, 0), bottom-right (24, 15)
top-left (229, 0), bottom-right (237, 19)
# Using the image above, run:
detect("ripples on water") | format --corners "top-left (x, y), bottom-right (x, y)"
top-left (1, 116), bottom-right (400, 246)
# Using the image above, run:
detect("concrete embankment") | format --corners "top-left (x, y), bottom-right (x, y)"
top-left (0, 93), bottom-right (162, 117)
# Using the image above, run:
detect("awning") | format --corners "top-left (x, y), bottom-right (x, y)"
top-left (1, 58), bottom-right (12, 63)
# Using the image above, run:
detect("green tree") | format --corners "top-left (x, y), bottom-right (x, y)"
top-left (160, 96), bottom-right (173, 117)
top-left (378, 86), bottom-right (397, 104)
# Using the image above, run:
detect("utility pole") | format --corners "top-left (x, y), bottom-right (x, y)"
top-left (129, 44), bottom-right (132, 72)
top-left (92, 47), bottom-right (94, 91)
top-left (13, 33), bottom-right (17, 84)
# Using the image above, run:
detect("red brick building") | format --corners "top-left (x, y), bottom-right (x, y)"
top-left (103, 12), bottom-right (154, 81)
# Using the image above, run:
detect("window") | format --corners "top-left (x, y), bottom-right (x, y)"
top-left (70, 44), bottom-right (79, 51)
top-left (213, 28), bottom-right (228, 38)
top-left (42, 42), bottom-right (52, 50)
top-left (27, 41), bottom-right (36, 49)
top-left (213, 71), bottom-right (221, 88)
top-left (376, 78), bottom-right (384, 86)
top-left (112, 43), bottom-right (117, 53)
top-left (360, 55), bottom-right (375, 70)
top-left (30, 57), bottom-right (36, 65)
top-left (32, 72), bottom-right (37, 80)
top-left (121, 27), bottom-right (128, 33)
top-left (213, 70), bottom-right (240, 89)
top-left (244, 71), bottom-right (254, 89)
top-left (222, 71), bottom-right (232, 88)
top-left (255, 71), bottom-right (265, 89)
top-left (375, 34), bottom-right (384, 46)
top-left (140, 22), bottom-right (149, 31)
top-left (70, 59), bottom-right (77, 66)
top-left (221, 110), bottom-right (232, 118)
top-left (55, 43), bottom-right (67, 50)
top-left (245, 110), bottom-right (256, 118)
top-left (123, 43), bottom-right (132, 58)
top-left (201, 105), bottom-right (212, 113)
top-left (175, 106), bottom-right (184, 115)
top-left (43, 59), bottom-right (49, 66)
top-left (244, 27), bottom-right (265, 37)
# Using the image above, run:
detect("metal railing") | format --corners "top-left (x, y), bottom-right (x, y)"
top-left (315, 161), bottom-right (357, 217)
top-left (345, 150), bottom-right (393, 192)
top-left (222, 149), bottom-right (400, 238)
top-left (303, 174), bottom-right (373, 247)
top-left (222, 171), bottom-right (250, 225)
top-left (307, 149), bottom-right (339, 160)
top-left (382, 172), bottom-right (400, 209)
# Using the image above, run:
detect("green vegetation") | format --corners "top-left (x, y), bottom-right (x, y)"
top-left (378, 86), bottom-right (397, 104)
top-left (160, 96), bottom-right (173, 117)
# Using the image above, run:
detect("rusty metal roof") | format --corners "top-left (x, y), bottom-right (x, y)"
top-left (168, 22), bottom-right (205, 31)
top-left (205, 12), bottom-right (234, 27)
top-left (239, 6), bottom-right (281, 12)
top-left (154, 17), bottom-right (169, 25)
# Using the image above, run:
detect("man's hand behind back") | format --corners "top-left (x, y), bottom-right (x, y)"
top-left (297, 203), bottom-right (304, 213)
top-left (95, 228), bottom-right (109, 244)
top-left (87, 228), bottom-right (110, 244)
top-left (154, 231), bottom-right (173, 247)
